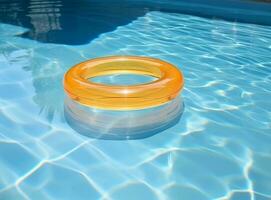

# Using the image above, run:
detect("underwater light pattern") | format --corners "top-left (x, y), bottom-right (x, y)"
top-left (0, 11), bottom-right (271, 200)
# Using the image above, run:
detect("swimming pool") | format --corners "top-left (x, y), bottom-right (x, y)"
top-left (0, 0), bottom-right (271, 199)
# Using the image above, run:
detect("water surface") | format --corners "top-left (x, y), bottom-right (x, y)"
top-left (0, 2), bottom-right (271, 200)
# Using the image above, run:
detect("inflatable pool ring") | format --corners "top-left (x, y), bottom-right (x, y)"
top-left (63, 56), bottom-right (184, 110)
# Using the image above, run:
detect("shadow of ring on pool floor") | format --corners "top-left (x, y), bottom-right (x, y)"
top-left (64, 97), bottom-right (184, 140)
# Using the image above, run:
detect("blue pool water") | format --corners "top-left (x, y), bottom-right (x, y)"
top-left (0, 0), bottom-right (271, 199)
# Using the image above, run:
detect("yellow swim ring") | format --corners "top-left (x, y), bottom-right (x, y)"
top-left (63, 56), bottom-right (184, 110)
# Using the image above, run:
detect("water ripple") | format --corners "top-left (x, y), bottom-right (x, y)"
top-left (0, 11), bottom-right (271, 199)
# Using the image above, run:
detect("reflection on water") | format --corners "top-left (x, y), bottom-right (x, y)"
top-left (0, 0), bottom-right (148, 45)
top-left (22, 0), bottom-right (62, 42)
top-left (64, 97), bottom-right (184, 140)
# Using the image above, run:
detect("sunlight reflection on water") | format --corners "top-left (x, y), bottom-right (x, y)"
top-left (0, 10), bottom-right (271, 200)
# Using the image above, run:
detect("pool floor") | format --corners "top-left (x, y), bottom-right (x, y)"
top-left (0, 10), bottom-right (271, 200)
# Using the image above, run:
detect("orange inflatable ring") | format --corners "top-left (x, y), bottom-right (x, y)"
top-left (63, 56), bottom-right (184, 110)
